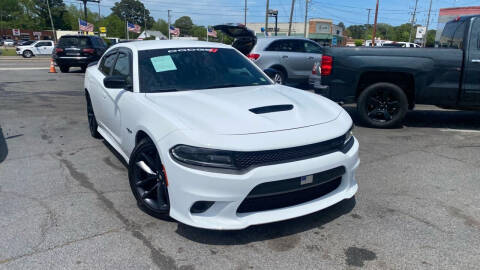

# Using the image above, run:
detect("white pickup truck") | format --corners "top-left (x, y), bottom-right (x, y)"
top-left (16, 40), bottom-right (55, 58)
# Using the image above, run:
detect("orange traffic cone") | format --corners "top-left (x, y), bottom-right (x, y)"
top-left (49, 58), bottom-right (57, 73)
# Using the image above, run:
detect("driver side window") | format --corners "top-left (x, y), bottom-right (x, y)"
top-left (99, 52), bottom-right (118, 75)
top-left (112, 51), bottom-right (132, 85)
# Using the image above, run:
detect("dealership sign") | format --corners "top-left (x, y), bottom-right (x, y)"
top-left (12, 29), bottom-right (20, 36)
top-left (416, 26), bottom-right (426, 39)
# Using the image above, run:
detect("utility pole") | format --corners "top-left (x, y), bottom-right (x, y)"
top-left (265, 0), bottom-right (269, 36)
top-left (409, 0), bottom-right (419, 43)
top-left (288, 0), bottom-right (295, 36)
top-left (304, 0), bottom-right (309, 37)
top-left (168, 10), bottom-right (171, 40)
top-left (98, 1), bottom-right (100, 20)
top-left (366, 8), bottom-right (372, 42)
top-left (143, 7), bottom-right (147, 33)
top-left (244, 0), bottom-right (247, 25)
top-left (423, 0), bottom-right (433, 47)
top-left (371, 0), bottom-right (379, 47)
top-left (46, 0), bottom-right (57, 42)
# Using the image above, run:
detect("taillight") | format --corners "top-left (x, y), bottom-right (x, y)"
top-left (247, 53), bottom-right (260, 60)
top-left (55, 48), bottom-right (63, 53)
top-left (82, 48), bottom-right (95, 54)
top-left (321, 55), bottom-right (333, 76)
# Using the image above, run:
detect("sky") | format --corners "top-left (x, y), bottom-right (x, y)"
top-left (69, 0), bottom-right (480, 27)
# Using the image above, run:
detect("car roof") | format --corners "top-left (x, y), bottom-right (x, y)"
top-left (110, 40), bottom-right (232, 51)
top-left (59, 35), bottom-right (97, 39)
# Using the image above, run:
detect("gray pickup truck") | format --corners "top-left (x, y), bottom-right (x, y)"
top-left (319, 15), bottom-right (480, 128)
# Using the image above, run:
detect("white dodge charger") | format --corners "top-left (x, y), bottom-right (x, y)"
top-left (84, 40), bottom-right (359, 230)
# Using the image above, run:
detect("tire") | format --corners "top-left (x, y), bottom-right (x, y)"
top-left (274, 69), bottom-right (286, 85)
top-left (128, 138), bottom-right (170, 219)
top-left (22, 50), bottom-right (33, 58)
top-left (59, 65), bottom-right (69, 73)
top-left (85, 93), bottom-right (102, 139)
top-left (357, 82), bottom-right (408, 128)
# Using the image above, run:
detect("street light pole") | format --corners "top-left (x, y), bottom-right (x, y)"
top-left (423, 0), bottom-right (433, 47)
top-left (168, 10), bottom-right (171, 40)
top-left (288, 0), bottom-right (295, 36)
top-left (265, 0), bottom-right (269, 36)
top-left (46, 0), bottom-right (57, 42)
top-left (304, 0), bottom-right (309, 37)
top-left (371, 0), bottom-right (379, 47)
top-left (409, 0), bottom-right (419, 43)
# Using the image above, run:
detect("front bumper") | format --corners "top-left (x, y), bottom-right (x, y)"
top-left (158, 113), bottom-right (359, 230)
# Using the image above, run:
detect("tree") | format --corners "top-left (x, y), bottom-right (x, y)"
top-left (100, 14), bottom-right (125, 38)
top-left (111, 0), bottom-right (154, 29)
top-left (65, 4), bottom-right (101, 31)
top-left (174, 16), bottom-right (193, 36)
top-left (426, 29), bottom-right (436, 47)
top-left (32, 0), bottom-right (71, 30)
top-left (192, 25), bottom-right (206, 40)
top-left (151, 19), bottom-right (168, 36)
top-left (338, 22), bottom-right (345, 30)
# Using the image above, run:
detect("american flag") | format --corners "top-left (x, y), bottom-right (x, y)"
top-left (78, 19), bottom-right (94, 32)
top-left (207, 28), bottom-right (217, 38)
top-left (127, 22), bottom-right (141, 33)
top-left (169, 26), bottom-right (180, 36)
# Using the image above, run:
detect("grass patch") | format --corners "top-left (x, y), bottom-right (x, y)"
top-left (0, 48), bottom-right (18, 56)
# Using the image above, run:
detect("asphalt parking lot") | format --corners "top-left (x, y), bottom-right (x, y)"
top-left (1, 58), bottom-right (479, 269)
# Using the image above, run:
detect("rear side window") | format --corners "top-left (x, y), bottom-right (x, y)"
top-left (266, 40), bottom-right (304, 52)
top-left (303, 41), bottom-right (322, 53)
top-left (91, 37), bottom-right (107, 48)
top-left (99, 52), bottom-right (118, 75)
top-left (58, 37), bottom-right (92, 48)
top-left (35, 41), bottom-right (52, 47)
top-left (439, 20), bottom-right (467, 49)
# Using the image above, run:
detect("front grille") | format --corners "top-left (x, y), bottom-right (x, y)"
top-left (237, 166), bottom-right (345, 213)
top-left (233, 136), bottom-right (345, 170)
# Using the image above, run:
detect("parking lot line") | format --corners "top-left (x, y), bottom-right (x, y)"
top-left (0, 67), bottom-right (50, 70)
top-left (440, 128), bottom-right (480, 133)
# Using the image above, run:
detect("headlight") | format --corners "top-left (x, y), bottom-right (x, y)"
top-left (344, 125), bottom-right (354, 145)
top-left (170, 145), bottom-right (236, 169)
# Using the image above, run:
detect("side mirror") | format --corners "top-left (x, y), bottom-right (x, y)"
top-left (104, 75), bottom-right (131, 90)
top-left (263, 68), bottom-right (279, 82)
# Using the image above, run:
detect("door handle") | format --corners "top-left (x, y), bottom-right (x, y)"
top-left (472, 59), bottom-right (480, 63)
top-left (282, 55), bottom-right (288, 59)
top-left (308, 56), bottom-right (314, 59)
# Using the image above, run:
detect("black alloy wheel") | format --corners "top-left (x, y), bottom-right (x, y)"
top-left (129, 139), bottom-right (170, 218)
top-left (85, 93), bottom-right (101, 138)
top-left (357, 82), bottom-right (408, 128)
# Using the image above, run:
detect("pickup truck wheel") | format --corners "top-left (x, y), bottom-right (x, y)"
top-left (357, 82), bottom-right (408, 128)
top-left (22, 50), bottom-right (33, 58)
top-left (129, 138), bottom-right (170, 219)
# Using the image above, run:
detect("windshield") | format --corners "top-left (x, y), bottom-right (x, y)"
top-left (138, 47), bottom-right (271, 93)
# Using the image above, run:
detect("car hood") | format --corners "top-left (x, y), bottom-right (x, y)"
top-left (145, 84), bottom-right (342, 135)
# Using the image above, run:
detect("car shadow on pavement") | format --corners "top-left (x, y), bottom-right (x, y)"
top-left (175, 197), bottom-right (356, 245)
top-left (0, 127), bottom-right (7, 163)
top-left (343, 105), bottom-right (480, 130)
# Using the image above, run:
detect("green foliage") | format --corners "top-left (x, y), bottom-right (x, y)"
top-left (426, 29), bottom-right (436, 47)
top-left (174, 16), bottom-right (194, 36)
top-left (354, 39), bottom-right (363, 46)
top-left (100, 14), bottom-right (126, 38)
top-left (151, 19), bottom-right (168, 36)
top-left (111, 0), bottom-right (154, 29)
top-left (345, 22), bottom-right (426, 43)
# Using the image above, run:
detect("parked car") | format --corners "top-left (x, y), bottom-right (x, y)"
top-left (318, 15), bottom-right (480, 128)
top-left (16, 40), bottom-right (55, 58)
top-left (17, 40), bottom-right (35, 46)
top-left (3, 39), bottom-right (15, 46)
top-left (53, 35), bottom-right (107, 73)
top-left (214, 24), bottom-right (323, 85)
top-left (84, 40), bottom-right (359, 230)
top-left (382, 42), bottom-right (420, 48)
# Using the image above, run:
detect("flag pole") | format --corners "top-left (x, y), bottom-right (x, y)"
top-left (206, 26), bottom-right (209, 42)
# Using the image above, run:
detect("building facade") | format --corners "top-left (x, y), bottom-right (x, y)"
top-left (1, 29), bottom-right (54, 41)
top-left (435, 6), bottom-right (480, 42)
top-left (246, 18), bottom-right (344, 46)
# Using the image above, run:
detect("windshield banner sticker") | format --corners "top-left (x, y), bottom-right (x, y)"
top-left (150, 55), bottom-right (177, 73)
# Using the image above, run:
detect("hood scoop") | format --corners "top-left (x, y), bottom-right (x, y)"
top-left (249, 104), bottom-right (294, 114)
